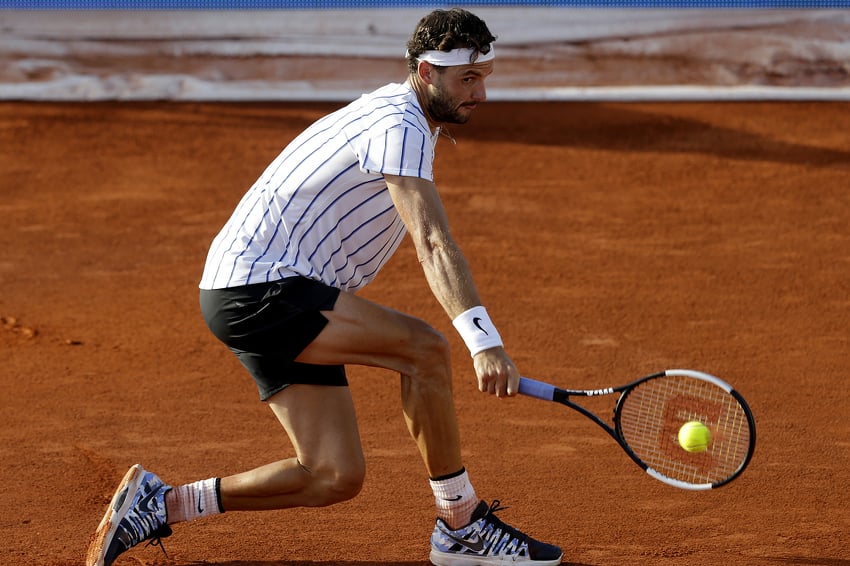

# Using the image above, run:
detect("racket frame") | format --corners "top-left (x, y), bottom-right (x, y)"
top-left (518, 369), bottom-right (756, 490)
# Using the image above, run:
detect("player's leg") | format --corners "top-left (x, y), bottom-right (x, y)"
top-left (296, 289), bottom-right (464, 480)
top-left (161, 286), bottom-right (460, 516)
top-left (216, 382), bottom-right (365, 511)
top-left (194, 285), bottom-right (473, 529)
top-left (300, 291), bottom-right (562, 566)
top-left (199, 283), bottom-right (463, 509)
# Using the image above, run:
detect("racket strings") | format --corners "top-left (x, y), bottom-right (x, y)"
top-left (617, 376), bottom-right (752, 486)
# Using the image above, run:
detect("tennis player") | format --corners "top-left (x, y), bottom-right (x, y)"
top-left (87, 8), bottom-right (562, 566)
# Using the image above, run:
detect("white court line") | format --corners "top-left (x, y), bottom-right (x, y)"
top-left (3, 78), bottom-right (849, 102)
top-left (487, 85), bottom-right (850, 102)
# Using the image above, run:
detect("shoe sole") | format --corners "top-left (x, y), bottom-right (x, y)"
top-left (430, 549), bottom-right (563, 566)
top-left (86, 464), bottom-right (144, 566)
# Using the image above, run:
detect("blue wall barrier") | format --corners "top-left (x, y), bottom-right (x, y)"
top-left (3, 0), bottom-right (850, 8)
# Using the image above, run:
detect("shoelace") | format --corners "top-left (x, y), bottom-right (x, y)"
top-left (143, 525), bottom-right (172, 559)
top-left (483, 500), bottom-right (531, 544)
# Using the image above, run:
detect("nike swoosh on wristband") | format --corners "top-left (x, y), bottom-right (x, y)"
top-left (472, 317), bottom-right (489, 335)
top-left (442, 530), bottom-right (486, 553)
top-left (197, 492), bottom-right (204, 514)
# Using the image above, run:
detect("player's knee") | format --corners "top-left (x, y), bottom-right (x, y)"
top-left (408, 320), bottom-right (450, 371)
top-left (331, 466), bottom-right (366, 502)
top-left (315, 463), bottom-right (365, 505)
top-left (399, 323), bottom-right (452, 395)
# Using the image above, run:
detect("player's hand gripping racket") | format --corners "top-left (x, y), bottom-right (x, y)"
top-left (519, 369), bottom-right (756, 490)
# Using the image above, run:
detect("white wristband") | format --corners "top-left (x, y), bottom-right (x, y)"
top-left (452, 306), bottom-right (504, 357)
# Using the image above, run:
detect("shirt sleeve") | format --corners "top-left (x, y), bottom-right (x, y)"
top-left (358, 125), bottom-right (435, 181)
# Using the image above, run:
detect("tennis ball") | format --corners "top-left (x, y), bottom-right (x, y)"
top-left (678, 421), bottom-right (712, 453)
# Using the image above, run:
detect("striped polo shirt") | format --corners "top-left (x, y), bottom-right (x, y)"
top-left (199, 81), bottom-right (437, 292)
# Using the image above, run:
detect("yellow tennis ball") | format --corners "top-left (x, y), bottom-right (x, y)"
top-left (678, 421), bottom-right (712, 453)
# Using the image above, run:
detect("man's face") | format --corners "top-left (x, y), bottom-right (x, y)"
top-left (424, 61), bottom-right (494, 124)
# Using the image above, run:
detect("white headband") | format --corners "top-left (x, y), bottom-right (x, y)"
top-left (412, 46), bottom-right (495, 67)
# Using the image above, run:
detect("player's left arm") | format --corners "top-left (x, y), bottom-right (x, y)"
top-left (384, 173), bottom-right (519, 396)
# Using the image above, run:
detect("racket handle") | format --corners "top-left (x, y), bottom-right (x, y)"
top-left (518, 377), bottom-right (556, 401)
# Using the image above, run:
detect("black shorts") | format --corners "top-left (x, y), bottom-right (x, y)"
top-left (199, 277), bottom-right (347, 401)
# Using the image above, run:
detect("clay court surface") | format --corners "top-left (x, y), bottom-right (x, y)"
top-left (1, 100), bottom-right (848, 565)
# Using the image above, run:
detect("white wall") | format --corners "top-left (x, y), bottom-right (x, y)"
top-left (2, 9), bottom-right (849, 100)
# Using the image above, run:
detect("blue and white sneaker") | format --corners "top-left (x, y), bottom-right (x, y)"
top-left (86, 464), bottom-right (172, 566)
top-left (430, 500), bottom-right (563, 566)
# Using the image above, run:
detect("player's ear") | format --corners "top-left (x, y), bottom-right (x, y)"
top-left (417, 60), bottom-right (434, 84)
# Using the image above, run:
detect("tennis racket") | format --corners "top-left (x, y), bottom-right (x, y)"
top-left (519, 369), bottom-right (756, 490)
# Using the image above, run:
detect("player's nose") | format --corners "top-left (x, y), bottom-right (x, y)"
top-left (471, 82), bottom-right (487, 102)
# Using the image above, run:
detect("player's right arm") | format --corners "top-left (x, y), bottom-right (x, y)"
top-left (384, 173), bottom-right (478, 318)
top-left (384, 173), bottom-right (520, 397)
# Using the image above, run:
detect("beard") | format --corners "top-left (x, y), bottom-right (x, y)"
top-left (426, 84), bottom-right (472, 125)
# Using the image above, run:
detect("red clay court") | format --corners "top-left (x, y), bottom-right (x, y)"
top-left (1, 99), bottom-right (849, 565)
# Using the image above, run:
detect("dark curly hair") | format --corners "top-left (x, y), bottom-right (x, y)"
top-left (405, 8), bottom-right (496, 73)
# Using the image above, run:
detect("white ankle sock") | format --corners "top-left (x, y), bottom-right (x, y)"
top-left (166, 478), bottom-right (222, 524)
top-left (429, 469), bottom-right (478, 530)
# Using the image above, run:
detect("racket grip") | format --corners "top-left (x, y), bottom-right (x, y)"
top-left (518, 377), bottom-right (556, 401)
